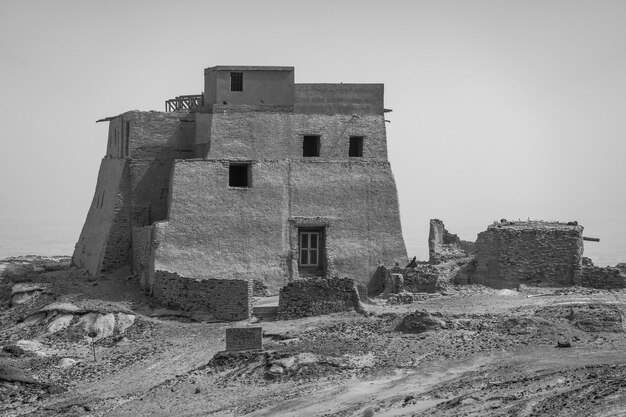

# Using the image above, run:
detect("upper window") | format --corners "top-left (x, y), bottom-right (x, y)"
top-left (230, 72), bottom-right (243, 92)
top-left (303, 135), bottom-right (320, 157)
top-left (229, 163), bottom-right (251, 187)
top-left (349, 136), bottom-right (364, 157)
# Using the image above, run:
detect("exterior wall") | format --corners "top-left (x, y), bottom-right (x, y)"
top-left (277, 277), bottom-right (362, 320)
top-left (471, 222), bottom-right (584, 288)
top-left (204, 67), bottom-right (295, 106)
top-left (581, 264), bottom-right (626, 289)
top-left (152, 271), bottom-right (252, 321)
top-left (152, 159), bottom-right (406, 292)
top-left (131, 225), bottom-right (155, 289)
top-left (73, 158), bottom-right (130, 274)
top-left (294, 84), bottom-right (384, 115)
top-left (194, 112), bottom-right (388, 161)
top-left (74, 111), bottom-right (195, 274)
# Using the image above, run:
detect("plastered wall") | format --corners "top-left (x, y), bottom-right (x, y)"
top-left (194, 112), bottom-right (388, 161)
top-left (72, 158), bottom-right (130, 274)
top-left (152, 159), bottom-right (406, 292)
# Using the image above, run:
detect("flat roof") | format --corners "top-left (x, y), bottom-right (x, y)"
top-left (205, 66), bottom-right (294, 73)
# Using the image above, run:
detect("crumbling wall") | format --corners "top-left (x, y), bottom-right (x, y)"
top-left (403, 265), bottom-right (441, 293)
top-left (152, 271), bottom-right (252, 321)
top-left (470, 221), bottom-right (584, 288)
top-left (277, 277), bottom-right (363, 319)
top-left (428, 219), bottom-right (472, 264)
top-left (581, 258), bottom-right (626, 289)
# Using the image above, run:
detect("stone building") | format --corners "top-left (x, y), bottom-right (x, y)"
top-left (73, 66), bottom-right (407, 312)
top-left (470, 220), bottom-right (584, 288)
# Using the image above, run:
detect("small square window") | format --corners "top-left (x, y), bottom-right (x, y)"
top-left (303, 135), bottom-right (320, 157)
top-left (231, 72), bottom-right (243, 92)
top-left (229, 163), bottom-right (251, 187)
top-left (349, 136), bottom-right (363, 157)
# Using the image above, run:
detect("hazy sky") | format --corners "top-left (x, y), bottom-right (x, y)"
top-left (1, 0), bottom-right (625, 264)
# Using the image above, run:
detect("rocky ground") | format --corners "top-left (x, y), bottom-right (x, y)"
top-left (1, 257), bottom-right (626, 416)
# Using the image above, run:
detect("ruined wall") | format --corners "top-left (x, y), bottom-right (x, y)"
top-left (152, 271), bottom-right (252, 321)
top-left (194, 112), bottom-right (388, 161)
top-left (471, 221), bottom-right (584, 288)
top-left (152, 159), bottom-right (406, 292)
top-left (277, 277), bottom-right (362, 319)
top-left (72, 158), bottom-right (130, 275)
top-left (581, 258), bottom-right (626, 289)
top-left (428, 219), bottom-right (471, 264)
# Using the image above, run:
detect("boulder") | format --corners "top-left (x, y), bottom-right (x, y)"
top-left (46, 314), bottom-right (74, 334)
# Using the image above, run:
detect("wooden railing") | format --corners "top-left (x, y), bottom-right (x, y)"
top-left (165, 94), bottom-right (204, 112)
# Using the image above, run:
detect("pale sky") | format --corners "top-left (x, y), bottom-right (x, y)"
top-left (1, 0), bottom-right (625, 264)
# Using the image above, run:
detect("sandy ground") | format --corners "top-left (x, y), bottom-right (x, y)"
top-left (1, 256), bottom-right (626, 416)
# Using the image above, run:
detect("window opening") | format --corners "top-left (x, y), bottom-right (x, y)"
top-left (229, 163), bottom-right (251, 187)
top-left (299, 231), bottom-right (320, 267)
top-left (230, 72), bottom-right (243, 92)
top-left (349, 136), bottom-right (364, 157)
top-left (303, 135), bottom-right (320, 157)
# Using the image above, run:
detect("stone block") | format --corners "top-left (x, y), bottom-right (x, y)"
top-left (225, 327), bottom-right (263, 351)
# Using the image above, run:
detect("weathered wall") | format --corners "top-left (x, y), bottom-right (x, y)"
top-left (152, 271), bottom-right (252, 321)
top-left (470, 221), bottom-right (584, 288)
top-left (289, 161), bottom-right (407, 282)
top-left (428, 219), bottom-right (471, 264)
top-left (204, 67), bottom-right (295, 106)
top-left (131, 225), bottom-right (154, 289)
top-left (152, 159), bottom-right (407, 292)
top-left (277, 277), bottom-right (362, 319)
top-left (581, 258), bottom-right (626, 289)
top-left (295, 84), bottom-right (384, 115)
top-left (194, 112), bottom-right (388, 161)
top-left (75, 111), bottom-right (195, 275)
top-left (72, 158), bottom-right (130, 275)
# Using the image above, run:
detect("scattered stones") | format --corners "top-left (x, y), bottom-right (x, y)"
top-left (399, 311), bottom-right (447, 333)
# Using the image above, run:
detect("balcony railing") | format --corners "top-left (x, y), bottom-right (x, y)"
top-left (165, 94), bottom-right (204, 112)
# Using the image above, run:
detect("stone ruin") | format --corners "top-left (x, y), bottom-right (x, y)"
top-left (370, 219), bottom-right (626, 302)
top-left (460, 219), bottom-right (626, 289)
top-left (428, 219), bottom-right (475, 264)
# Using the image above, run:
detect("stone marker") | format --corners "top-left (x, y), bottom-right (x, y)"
top-left (225, 327), bottom-right (263, 351)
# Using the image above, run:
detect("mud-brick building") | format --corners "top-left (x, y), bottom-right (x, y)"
top-left (73, 66), bottom-right (407, 309)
